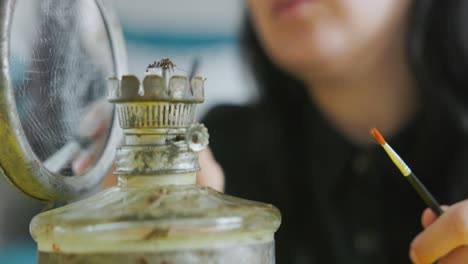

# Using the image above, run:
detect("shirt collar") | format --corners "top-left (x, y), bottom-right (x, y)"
top-left (301, 96), bottom-right (440, 196)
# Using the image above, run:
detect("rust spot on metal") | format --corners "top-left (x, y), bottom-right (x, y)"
top-left (34, 160), bottom-right (40, 170)
top-left (145, 193), bottom-right (161, 207)
top-left (52, 243), bottom-right (61, 253)
top-left (136, 257), bottom-right (149, 264)
top-left (143, 228), bottom-right (169, 240)
top-left (45, 224), bottom-right (52, 236)
top-left (144, 189), bottom-right (168, 207)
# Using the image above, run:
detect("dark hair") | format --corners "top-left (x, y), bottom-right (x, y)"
top-left (240, 0), bottom-right (468, 205)
top-left (242, 0), bottom-right (468, 118)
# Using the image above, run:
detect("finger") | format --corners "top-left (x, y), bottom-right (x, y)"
top-left (421, 208), bottom-right (437, 229)
top-left (422, 206), bottom-right (449, 229)
top-left (79, 99), bottom-right (113, 139)
top-left (72, 132), bottom-right (107, 175)
top-left (196, 148), bottom-right (225, 192)
top-left (439, 246), bottom-right (468, 264)
top-left (72, 144), bottom-right (98, 175)
top-left (411, 201), bottom-right (468, 264)
top-left (102, 164), bottom-right (118, 189)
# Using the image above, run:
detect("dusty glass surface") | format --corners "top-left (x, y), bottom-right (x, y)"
top-left (38, 244), bottom-right (274, 264)
top-left (32, 182), bottom-right (279, 263)
top-left (9, 0), bottom-right (114, 176)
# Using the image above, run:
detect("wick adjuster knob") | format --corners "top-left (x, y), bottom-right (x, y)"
top-left (186, 124), bottom-right (209, 152)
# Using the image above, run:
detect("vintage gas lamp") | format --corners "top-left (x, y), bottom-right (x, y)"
top-left (0, 0), bottom-right (280, 263)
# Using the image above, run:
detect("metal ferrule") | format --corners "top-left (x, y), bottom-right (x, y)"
top-left (116, 102), bottom-right (197, 130)
top-left (108, 62), bottom-right (209, 179)
top-left (115, 142), bottom-right (200, 175)
top-left (107, 74), bottom-right (205, 103)
top-left (382, 143), bottom-right (412, 176)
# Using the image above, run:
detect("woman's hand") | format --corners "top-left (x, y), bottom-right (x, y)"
top-left (72, 99), bottom-right (118, 188)
top-left (410, 201), bottom-right (468, 263)
top-left (196, 148), bottom-right (225, 192)
top-left (72, 99), bottom-right (113, 175)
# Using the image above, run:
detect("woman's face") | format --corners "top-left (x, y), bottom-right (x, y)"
top-left (247, 0), bottom-right (411, 80)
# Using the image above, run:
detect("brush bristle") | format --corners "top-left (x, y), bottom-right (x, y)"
top-left (371, 128), bottom-right (386, 145)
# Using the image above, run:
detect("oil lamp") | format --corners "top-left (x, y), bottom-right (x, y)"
top-left (0, 1), bottom-right (280, 263)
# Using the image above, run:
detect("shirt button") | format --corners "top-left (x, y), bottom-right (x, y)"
top-left (352, 153), bottom-right (369, 175)
top-left (353, 230), bottom-right (381, 255)
top-left (293, 246), bottom-right (316, 264)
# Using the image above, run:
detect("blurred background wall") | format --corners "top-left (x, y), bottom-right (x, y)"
top-left (114, 0), bottom-right (255, 116)
top-left (0, 1), bottom-right (249, 263)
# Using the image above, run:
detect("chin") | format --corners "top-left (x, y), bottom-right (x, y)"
top-left (267, 30), bottom-right (349, 80)
top-left (271, 46), bottom-right (339, 80)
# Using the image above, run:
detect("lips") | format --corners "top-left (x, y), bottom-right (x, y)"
top-left (273, 0), bottom-right (312, 17)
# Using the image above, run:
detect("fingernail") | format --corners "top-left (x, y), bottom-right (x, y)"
top-left (410, 250), bottom-right (421, 264)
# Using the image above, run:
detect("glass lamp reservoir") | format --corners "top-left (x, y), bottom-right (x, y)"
top-left (30, 61), bottom-right (281, 263)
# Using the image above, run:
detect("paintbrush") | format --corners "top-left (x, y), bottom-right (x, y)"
top-left (371, 128), bottom-right (443, 216)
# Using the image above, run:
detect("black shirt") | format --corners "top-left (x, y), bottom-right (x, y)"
top-left (203, 97), bottom-right (468, 264)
